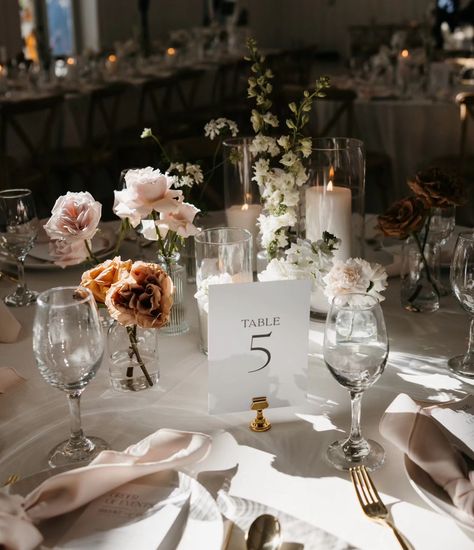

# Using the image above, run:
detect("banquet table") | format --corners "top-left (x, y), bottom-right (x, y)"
top-left (0, 240), bottom-right (474, 550)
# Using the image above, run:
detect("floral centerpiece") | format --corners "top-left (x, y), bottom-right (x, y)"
top-left (377, 167), bottom-right (465, 312)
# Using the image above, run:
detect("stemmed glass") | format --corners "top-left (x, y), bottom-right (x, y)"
top-left (33, 286), bottom-right (109, 467)
top-left (0, 189), bottom-right (38, 306)
top-left (449, 232), bottom-right (474, 378)
top-left (323, 293), bottom-right (389, 471)
top-left (428, 206), bottom-right (456, 296)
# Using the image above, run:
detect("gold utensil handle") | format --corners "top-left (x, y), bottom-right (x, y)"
top-left (386, 520), bottom-right (411, 550)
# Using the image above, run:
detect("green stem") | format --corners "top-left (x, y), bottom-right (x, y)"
top-left (149, 133), bottom-right (172, 165)
top-left (412, 231), bottom-right (440, 299)
top-left (85, 239), bottom-right (99, 265)
top-left (126, 325), bottom-right (153, 387)
top-left (112, 219), bottom-right (129, 257)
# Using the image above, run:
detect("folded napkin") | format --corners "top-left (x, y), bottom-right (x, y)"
top-left (0, 428), bottom-right (211, 550)
top-left (380, 394), bottom-right (474, 520)
top-left (0, 367), bottom-right (25, 394)
top-left (0, 302), bottom-right (21, 343)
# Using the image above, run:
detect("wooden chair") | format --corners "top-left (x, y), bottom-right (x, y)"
top-left (425, 92), bottom-right (474, 226)
top-left (0, 94), bottom-right (64, 214)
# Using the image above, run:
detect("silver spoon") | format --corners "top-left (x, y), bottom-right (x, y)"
top-left (246, 514), bottom-right (281, 550)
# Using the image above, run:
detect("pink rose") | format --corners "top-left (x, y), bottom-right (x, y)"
top-left (159, 202), bottom-right (200, 238)
top-left (49, 239), bottom-right (88, 268)
top-left (113, 167), bottom-right (183, 227)
top-left (44, 192), bottom-right (102, 242)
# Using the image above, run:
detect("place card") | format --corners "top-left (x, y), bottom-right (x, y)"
top-left (208, 279), bottom-right (311, 414)
top-left (56, 480), bottom-right (190, 549)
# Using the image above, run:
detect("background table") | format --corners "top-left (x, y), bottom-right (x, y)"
top-left (0, 249), bottom-right (473, 549)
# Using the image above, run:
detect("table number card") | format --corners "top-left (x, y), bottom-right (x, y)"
top-left (208, 279), bottom-right (311, 414)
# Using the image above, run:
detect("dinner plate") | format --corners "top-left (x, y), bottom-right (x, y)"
top-left (404, 455), bottom-right (474, 532)
top-left (8, 468), bottom-right (223, 549)
top-left (0, 226), bottom-right (117, 271)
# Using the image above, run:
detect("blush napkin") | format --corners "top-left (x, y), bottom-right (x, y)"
top-left (380, 393), bottom-right (474, 521)
top-left (0, 428), bottom-right (211, 550)
top-left (0, 367), bottom-right (25, 394)
top-left (0, 302), bottom-right (21, 343)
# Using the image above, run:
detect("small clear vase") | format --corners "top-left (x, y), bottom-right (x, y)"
top-left (158, 252), bottom-right (189, 335)
top-left (107, 322), bottom-right (159, 391)
top-left (401, 235), bottom-right (440, 313)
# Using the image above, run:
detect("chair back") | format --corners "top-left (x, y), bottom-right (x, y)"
top-left (315, 87), bottom-right (357, 137)
top-left (137, 76), bottom-right (174, 129)
top-left (456, 92), bottom-right (474, 159)
top-left (86, 82), bottom-right (128, 147)
top-left (0, 94), bottom-right (63, 168)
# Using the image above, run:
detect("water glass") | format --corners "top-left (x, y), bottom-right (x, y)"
top-left (33, 287), bottom-right (109, 467)
top-left (194, 227), bottom-right (253, 354)
top-left (323, 293), bottom-right (388, 471)
top-left (0, 189), bottom-right (38, 306)
top-left (449, 231), bottom-right (474, 378)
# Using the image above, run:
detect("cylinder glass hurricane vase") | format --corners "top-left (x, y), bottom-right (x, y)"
top-left (158, 252), bottom-right (189, 335)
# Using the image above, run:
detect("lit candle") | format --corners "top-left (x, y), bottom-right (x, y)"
top-left (305, 167), bottom-right (352, 313)
top-left (225, 202), bottom-right (262, 269)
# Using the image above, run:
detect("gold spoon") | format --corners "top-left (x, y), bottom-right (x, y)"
top-left (246, 514), bottom-right (281, 550)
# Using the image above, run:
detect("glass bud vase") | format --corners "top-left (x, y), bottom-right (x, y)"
top-left (400, 235), bottom-right (440, 313)
top-left (108, 322), bottom-right (159, 391)
top-left (158, 252), bottom-right (189, 335)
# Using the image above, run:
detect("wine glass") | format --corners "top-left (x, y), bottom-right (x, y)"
top-left (428, 206), bottom-right (456, 296)
top-left (449, 231), bottom-right (474, 378)
top-left (33, 286), bottom-right (109, 467)
top-left (0, 189), bottom-right (39, 306)
top-left (323, 293), bottom-right (389, 471)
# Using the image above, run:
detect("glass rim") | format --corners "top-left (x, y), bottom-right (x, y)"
top-left (222, 136), bottom-right (254, 147)
top-left (194, 226), bottom-right (252, 245)
top-left (36, 286), bottom-right (93, 308)
top-left (0, 188), bottom-right (33, 199)
top-left (331, 292), bottom-right (378, 310)
top-left (311, 137), bottom-right (364, 151)
top-left (456, 231), bottom-right (474, 242)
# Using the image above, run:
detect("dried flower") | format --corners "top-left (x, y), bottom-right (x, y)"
top-left (377, 196), bottom-right (428, 240)
top-left (408, 168), bottom-right (466, 208)
top-left (105, 261), bottom-right (173, 329)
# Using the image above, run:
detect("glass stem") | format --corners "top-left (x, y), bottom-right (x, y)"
top-left (466, 317), bottom-right (474, 359)
top-left (16, 257), bottom-right (26, 297)
top-left (67, 391), bottom-right (85, 444)
top-left (349, 391), bottom-right (363, 444)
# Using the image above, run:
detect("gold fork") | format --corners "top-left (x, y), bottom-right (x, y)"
top-left (2, 474), bottom-right (20, 487)
top-left (350, 466), bottom-right (411, 550)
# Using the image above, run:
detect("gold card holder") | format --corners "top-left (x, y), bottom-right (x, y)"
top-left (249, 396), bottom-right (271, 432)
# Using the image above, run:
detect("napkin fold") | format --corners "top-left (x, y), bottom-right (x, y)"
top-left (380, 394), bottom-right (474, 520)
top-left (0, 367), bottom-right (26, 394)
top-left (0, 302), bottom-right (21, 343)
top-left (0, 428), bottom-right (211, 550)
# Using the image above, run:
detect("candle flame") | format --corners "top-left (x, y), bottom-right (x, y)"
top-left (327, 180), bottom-right (333, 191)
top-left (401, 49), bottom-right (409, 58)
top-left (167, 47), bottom-right (176, 56)
top-left (241, 203), bottom-right (249, 211)
top-left (108, 54), bottom-right (117, 63)
top-left (328, 166), bottom-right (335, 191)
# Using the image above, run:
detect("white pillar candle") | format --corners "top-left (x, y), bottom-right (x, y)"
top-left (225, 203), bottom-right (262, 269)
top-left (305, 181), bottom-right (352, 261)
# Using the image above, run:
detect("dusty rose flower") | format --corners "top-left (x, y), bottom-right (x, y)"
top-left (113, 167), bottom-right (183, 227)
top-left (105, 261), bottom-right (174, 328)
top-left (44, 192), bottom-right (102, 242)
top-left (49, 239), bottom-right (88, 268)
top-left (408, 168), bottom-right (466, 208)
top-left (324, 258), bottom-right (387, 302)
top-left (158, 202), bottom-right (200, 238)
top-left (80, 257), bottom-right (132, 303)
top-left (377, 196), bottom-right (428, 240)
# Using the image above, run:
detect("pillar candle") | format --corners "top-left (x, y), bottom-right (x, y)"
top-left (225, 203), bottom-right (262, 269)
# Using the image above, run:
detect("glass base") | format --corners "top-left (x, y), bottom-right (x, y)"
top-left (4, 288), bottom-right (38, 307)
top-left (326, 438), bottom-right (385, 472)
top-left (48, 435), bottom-right (109, 468)
top-left (161, 321), bottom-right (189, 336)
top-left (448, 355), bottom-right (474, 379)
top-left (110, 370), bottom-right (160, 392)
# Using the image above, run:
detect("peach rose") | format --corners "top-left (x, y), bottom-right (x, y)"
top-left (44, 192), bottom-right (101, 242)
top-left (105, 261), bottom-right (174, 329)
top-left (80, 257), bottom-right (132, 303)
top-left (158, 202), bottom-right (200, 238)
top-left (377, 196), bottom-right (428, 240)
top-left (113, 167), bottom-right (183, 228)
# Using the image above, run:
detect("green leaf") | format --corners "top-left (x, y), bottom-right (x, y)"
top-left (289, 102), bottom-right (297, 114)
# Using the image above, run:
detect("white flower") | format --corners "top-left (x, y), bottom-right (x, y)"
top-left (299, 137), bottom-right (312, 158)
top-left (262, 112), bottom-right (279, 127)
top-left (251, 110), bottom-right (262, 133)
top-left (249, 135), bottom-right (280, 157)
top-left (167, 163), bottom-right (203, 188)
top-left (280, 151), bottom-right (298, 168)
top-left (141, 127), bottom-right (152, 139)
top-left (258, 258), bottom-right (310, 283)
top-left (204, 118), bottom-right (239, 140)
top-left (185, 163), bottom-right (203, 184)
top-left (323, 258), bottom-right (388, 302)
top-left (113, 167), bottom-right (182, 227)
top-left (277, 135), bottom-right (291, 151)
top-left (194, 273), bottom-right (234, 313)
top-left (258, 211), bottom-right (296, 249)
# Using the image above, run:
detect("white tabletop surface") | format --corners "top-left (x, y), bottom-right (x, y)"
top-left (0, 245), bottom-right (473, 550)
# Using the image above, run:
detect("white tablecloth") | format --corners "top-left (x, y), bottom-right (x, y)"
top-left (0, 250), bottom-right (473, 549)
